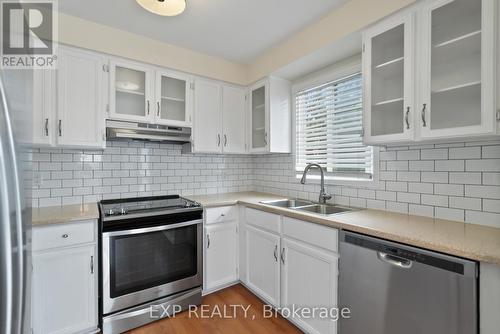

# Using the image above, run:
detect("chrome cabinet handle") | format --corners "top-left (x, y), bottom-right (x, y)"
top-left (220, 213), bottom-right (225, 217)
top-left (264, 132), bottom-right (268, 145)
top-left (61, 234), bottom-right (68, 238)
top-left (157, 101), bottom-right (160, 117)
top-left (421, 103), bottom-right (427, 127)
top-left (224, 134), bottom-right (227, 147)
top-left (280, 247), bottom-right (285, 264)
top-left (273, 245), bottom-right (278, 262)
top-left (147, 100), bottom-right (150, 115)
top-left (58, 120), bottom-right (62, 136)
top-left (90, 256), bottom-right (94, 274)
top-left (377, 251), bottom-right (412, 269)
top-left (217, 134), bottom-right (221, 147)
top-left (206, 234), bottom-right (210, 249)
top-left (44, 118), bottom-right (49, 136)
top-left (405, 107), bottom-right (410, 130)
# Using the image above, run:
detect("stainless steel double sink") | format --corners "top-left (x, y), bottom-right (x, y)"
top-left (259, 199), bottom-right (355, 216)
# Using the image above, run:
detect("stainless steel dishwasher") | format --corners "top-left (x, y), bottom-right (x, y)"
top-left (339, 231), bottom-right (478, 334)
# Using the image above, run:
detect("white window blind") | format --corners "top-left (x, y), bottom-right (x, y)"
top-left (295, 73), bottom-right (373, 179)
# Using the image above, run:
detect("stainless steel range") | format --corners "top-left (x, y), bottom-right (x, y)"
top-left (99, 195), bottom-right (203, 334)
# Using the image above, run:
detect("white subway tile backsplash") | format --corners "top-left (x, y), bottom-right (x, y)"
top-left (465, 210), bottom-right (500, 228)
top-left (409, 160), bottom-right (434, 171)
top-left (421, 172), bottom-right (448, 183)
top-left (466, 159), bottom-right (500, 172)
top-left (434, 184), bottom-right (464, 196)
top-left (409, 204), bottom-right (434, 218)
top-left (448, 172), bottom-right (482, 185)
top-left (449, 196), bottom-right (482, 211)
top-left (435, 160), bottom-right (464, 172)
top-left (482, 145), bottom-right (500, 159)
top-left (30, 140), bottom-right (500, 228)
top-left (449, 147), bottom-right (481, 159)
top-left (421, 194), bottom-right (448, 207)
top-left (421, 149), bottom-right (448, 160)
top-left (435, 207), bottom-right (464, 222)
top-left (465, 185), bottom-right (500, 199)
top-left (483, 173), bottom-right (500, 185)
top-left (483, 199), bottom-right (500, 213)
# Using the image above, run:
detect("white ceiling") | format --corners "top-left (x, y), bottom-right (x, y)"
top-left (58, 0), bottom-right (347, 64)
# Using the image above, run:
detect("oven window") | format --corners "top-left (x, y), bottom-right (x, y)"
top-left (109, 224), bottom-right (198, 298)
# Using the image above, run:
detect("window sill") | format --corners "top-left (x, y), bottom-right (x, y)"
top-left (295, 174), bottom-right (381, 189)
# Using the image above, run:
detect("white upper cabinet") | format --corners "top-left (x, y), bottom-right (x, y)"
top-left (57, 46), bottom-right (105, 148)
top-left (363, 0), bottom-right (498, 145)
top-left (109, 59), bottom-right (193, 127)
top-left (190, 78), bottom-right (247, 154)
top-left (363, 14), bottom-right (414, 144)
top-left (109, 59), bottom-right (154, 123)
top-left (154, 70), bottom-right (192, 127)
top-left (222, 85), bottom-right (247, 154)
top-left (418, 0), bottom-right (496, 139)
top-left (192, 78), bottom-right (223, 153)
top-left (248, 77), bottom-right (291, 153)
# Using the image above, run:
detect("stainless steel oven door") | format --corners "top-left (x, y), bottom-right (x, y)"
top-left (102, 219), bottom-right (203, 314)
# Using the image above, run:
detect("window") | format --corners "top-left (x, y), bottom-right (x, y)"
top-left (295, 73), bottom-right (373, 180)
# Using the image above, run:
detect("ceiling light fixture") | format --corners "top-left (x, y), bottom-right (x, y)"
top-left (136, 0), bottom-right (186, 17)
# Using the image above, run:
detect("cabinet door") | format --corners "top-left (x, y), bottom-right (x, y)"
top-left (57, 47), bottom-right (105, 148)
top-left (32, 246), bottom-right (97, 334)
top-left (109, 60), bottom-right (154, 123)
top-left (363, 14), bottom-right (414, 144)
top-left (249, 82), bottom-right (269, 152)
top-left (192, 78), bottom-right (222, 153)
top-left (205, 223), bottom-right (238, 291)
top-left (281, 238), bottom-right (338, 334)
top-left (155, 70), bottom-right (191, 127)
top-left (245, 225), bottom-right (280, 307)
top-left (419, 0), bottom-right (495, 139)
top-left (32, 70), bottom-right (56, 146)
top-left (222, 85), bottom-right (246, 154)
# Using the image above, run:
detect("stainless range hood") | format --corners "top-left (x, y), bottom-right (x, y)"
top-left (106, 120), bottom-right (191, 143)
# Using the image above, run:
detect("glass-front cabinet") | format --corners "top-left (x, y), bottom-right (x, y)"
top-left (363, 0), bottom-right (496, 145)
top-left (250, 84), bottom-right (268, 151)
top-left (419, 0), bottom-right (495, 139)
top-left (110, 61), bottom-right (152, 122)
top-left (363, 14), bottom-right (414, 144)
top-left (155, 71), bottom-right (191, 126)
top-left (109, 60), bottom-right (192, 126)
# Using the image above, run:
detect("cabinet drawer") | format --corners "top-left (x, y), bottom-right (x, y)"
top-left (245, 208), bottom-right (280, 234)
top-left (33, 220), bottom-right (96, 251)
top-left (283, 216), bottom-right (338, 252)
top-left (205, 206), bottom-right (237, 224)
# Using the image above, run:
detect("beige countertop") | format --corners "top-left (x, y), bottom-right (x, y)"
top-left (191, 191), bottom-right (500, 265)
top-left (30, 192), bottom-right (500, 265)
top-left (32, 203), bottom-right (99, 226)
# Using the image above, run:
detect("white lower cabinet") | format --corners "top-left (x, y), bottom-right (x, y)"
top-left (243, 208), bottom-right (339, 334)
top-left (205, 222), bottom-right (238, 292)
top-left (245, 224), bottom-right (281, 307)
top-left (281, 238), bottom-right (338, 334)
top-left (32, 221), bottom-right (98, 334)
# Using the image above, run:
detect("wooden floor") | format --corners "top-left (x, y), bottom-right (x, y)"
top-left (127, 284), bottom-right (302, 334)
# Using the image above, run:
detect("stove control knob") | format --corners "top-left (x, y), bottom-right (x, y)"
top-left (108, 209), bottom-right (114, 216)
top-left (120, 208), bottom-right (127, 215)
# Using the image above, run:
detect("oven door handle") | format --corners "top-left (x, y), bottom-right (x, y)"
top-left (103, 219), bottom-right (203, 238)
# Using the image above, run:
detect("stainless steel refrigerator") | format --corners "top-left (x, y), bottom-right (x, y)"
top-left (0, 69), bottom-right (32, 334)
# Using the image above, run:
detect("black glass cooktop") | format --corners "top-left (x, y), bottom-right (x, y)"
top-left (100, 195), bottom-right (201, 217)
